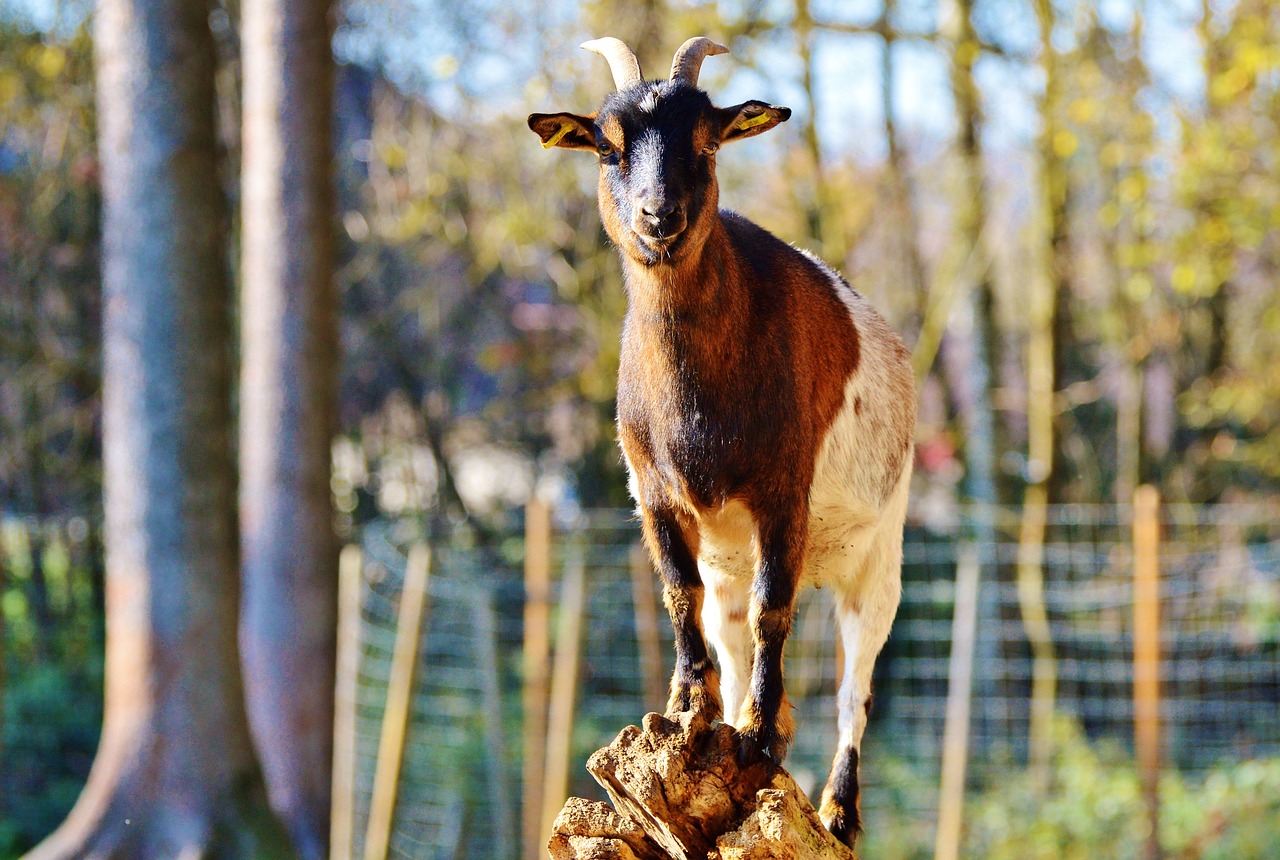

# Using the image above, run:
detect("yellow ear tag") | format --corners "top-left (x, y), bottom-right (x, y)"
top-left (543, 122), bottom-right (574, 149)
top-left (737, 112), bottom-right (771, 131)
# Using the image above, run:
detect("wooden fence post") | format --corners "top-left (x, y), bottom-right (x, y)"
top-left (330, 544), bottom-right (362, 860)
top-left (364, 543), bottom-right (432, 860)
top-left (541, 533), bottom-right (587, 850)
top-left (522, 499), bottom-right (553, 860)
top-left (475, 595), bottom-right (515, 860)
top-left (628, 542), bottom-right (665, 712)
top-left (934, 543), bottom-right (980, 860)
top-left (1133, 485), bottom-right (1162, 860)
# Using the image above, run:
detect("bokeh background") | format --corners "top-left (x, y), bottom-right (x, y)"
top-left (1, 0), bottom-right (1279, 858)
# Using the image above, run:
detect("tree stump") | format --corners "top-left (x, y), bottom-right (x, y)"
top-left (548, 711), bottom-right (857, 860)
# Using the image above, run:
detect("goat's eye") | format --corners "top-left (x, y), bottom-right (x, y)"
top-left (598, 142), bottom-right (615, 157)
top-left (703, 142), bottom-right (719, 156)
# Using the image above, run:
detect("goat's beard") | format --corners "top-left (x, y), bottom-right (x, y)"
top-left (632, 230), bottom-right (683, 266)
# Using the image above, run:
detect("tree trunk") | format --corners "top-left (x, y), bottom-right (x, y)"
top-left (1017, 0), bottom-right (1068, 786)
top-left (239, 0), bottom-right (338, 857)
top-left (26, 0), bottom-right (286, 856)
top-left (794, 0), bottom-right (842, 263)
top-left (588, 0), bottom-right (667, 79)
top-left (878, 6), bottom-right (928, 340)
top-left (549, 711), bottom-right (856, 860)
top-left (940, 0), bottom-right (1004, 753)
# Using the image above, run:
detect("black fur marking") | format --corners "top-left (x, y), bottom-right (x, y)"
top-left (739, 623), bottom-right (789, 761)
top-left (826, 745), bottom-right (862, 845)
top-left (648, 507), bottom-right (720, 719)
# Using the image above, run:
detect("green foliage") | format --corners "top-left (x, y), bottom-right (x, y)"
top-left (1, 517), bottom-right (103, 858)
top-left (846, 717), bottom-right (1280, 859)
top-left (0, 660), bottom-right (102, 858)
top-left (966, 720), bottom-right (1148, 858)
top-left (965, 718), bottom-right (1280, 859)
top-left (856, 755), bottom-right (940, 860)
top-left (0, 19), bottom-right (101, 516)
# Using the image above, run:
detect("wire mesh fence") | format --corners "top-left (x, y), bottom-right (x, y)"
top-left (335, 498), bottom-right (1280, 860)
top-left (3, 499), bottom-right (1279, 857)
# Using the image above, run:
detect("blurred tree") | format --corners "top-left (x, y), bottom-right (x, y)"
top-left (238, 0), bottom-right (337, 856)
top-left (1014, 0), bottom-right (1073, 787)
top-left (1173, 0), bottom-right (1280, 497)
top-left (27, 0), bottom-right (285, 856)
top-left (877, 0), bottom-right (927, 338)
top-left (934, 0), bottom-right (1008, 760)
top-left (940, 0), bottom-right (1002, 506)
top-left (0, 23), bottom-right (100, 661)
top-left (1037, 0), bottom-right (1076, 509)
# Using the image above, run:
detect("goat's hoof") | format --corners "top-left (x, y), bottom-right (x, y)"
top-left (665, 681), bottom-right (722, 723)
top-left (735, 725), bottom-right (784, 766)
top-left (819, 801), bottom-right (861, 851)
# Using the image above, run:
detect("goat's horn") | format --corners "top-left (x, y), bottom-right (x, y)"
top-left (669, 37), bottom-right (728, 86)
top-left (581, 37), bottom-right (643, 90)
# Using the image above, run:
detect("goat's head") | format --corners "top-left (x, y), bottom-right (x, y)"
top-left (529, 37), bottom-right (791, 267)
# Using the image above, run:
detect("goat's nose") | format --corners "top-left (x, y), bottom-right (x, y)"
top-left (641, 199), bottom-right (677, 222)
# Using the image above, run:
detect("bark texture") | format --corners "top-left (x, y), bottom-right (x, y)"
top-left (238, 0), bottom-right (338, 857)
top-left (27, 0), bottom-right (285, 856)
top-left (548, 712), bottom-right (857, 860)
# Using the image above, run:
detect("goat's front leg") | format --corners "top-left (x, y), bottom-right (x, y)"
top-left (736, 506), bottom-right (806, 762)
top-left (641, 505), bottom-right (722, 722)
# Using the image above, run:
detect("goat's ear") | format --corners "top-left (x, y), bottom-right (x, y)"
top-left (718, 101), bottom-right (791, 144)
top-left (528, 112), bottom-right (599, 151)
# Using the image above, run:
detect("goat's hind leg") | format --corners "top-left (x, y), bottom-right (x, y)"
top-left (642, 506), bottom-right (722, 721)
top-left (819, 529), bottom-right (903, 848)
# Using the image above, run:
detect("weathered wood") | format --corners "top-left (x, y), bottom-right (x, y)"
top-left (523, 499), bottom-right (554, 860)
top-left (330, 545), bottom-right (363, 860)
top-left (1133, 485), bottom-right (1162, 860)
top-left (475, 595), bottom-right (516, 860)
top-left (548, 798), bottom-right (666, 860)
top-left (549, 711), bottom-right (857, 860)
top-left (934, 543), bottom-right (980, 860)
top-left (364, 543), bottom-right (432, 860)
top-left (542, 538), bottom-right (588, 847)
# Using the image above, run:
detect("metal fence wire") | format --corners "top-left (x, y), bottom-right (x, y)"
top-left (333, 500), bottom-right (1280, 860)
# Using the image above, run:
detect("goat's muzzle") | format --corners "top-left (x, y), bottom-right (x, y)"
top-left (633, 198), bottom-right (687, 246)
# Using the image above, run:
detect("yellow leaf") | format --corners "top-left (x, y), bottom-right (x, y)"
top-left (1238, 42), bottom-right (1266, 75)
top-left (1118, 174), bottom-right (1144, 204)
top-left (1205, 218), bottom-right (1230, 245)
top-left (955, 40), bottom-right (980, 66)
top-left (433, 54), bottom-right (459, 79)
top-left (1171, 263), bottom-right (1196, 293)
top-left (36, 45), bottom-right (65, 80)
top-left (0, 71), bottom-right (20, 108)
top-left (1053, 129), bottom-right (1078, 159)
top-left (1100, 141), bottom-right (1124, 168)
top-left (379, 140), bottom-right (407, 170)
top-left (1067, 98), bottom-right (1096, 124)
top-left (1211, 67), bottom-right (1249, 103)
top-left (1125, 273), bottom-right (1152, 301)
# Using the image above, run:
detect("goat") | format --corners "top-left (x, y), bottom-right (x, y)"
top-left (529, 36), bottom-right (916, 847)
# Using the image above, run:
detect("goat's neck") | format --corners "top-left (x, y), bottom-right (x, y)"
top-left (620, 217), bottom-right (746, 334)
